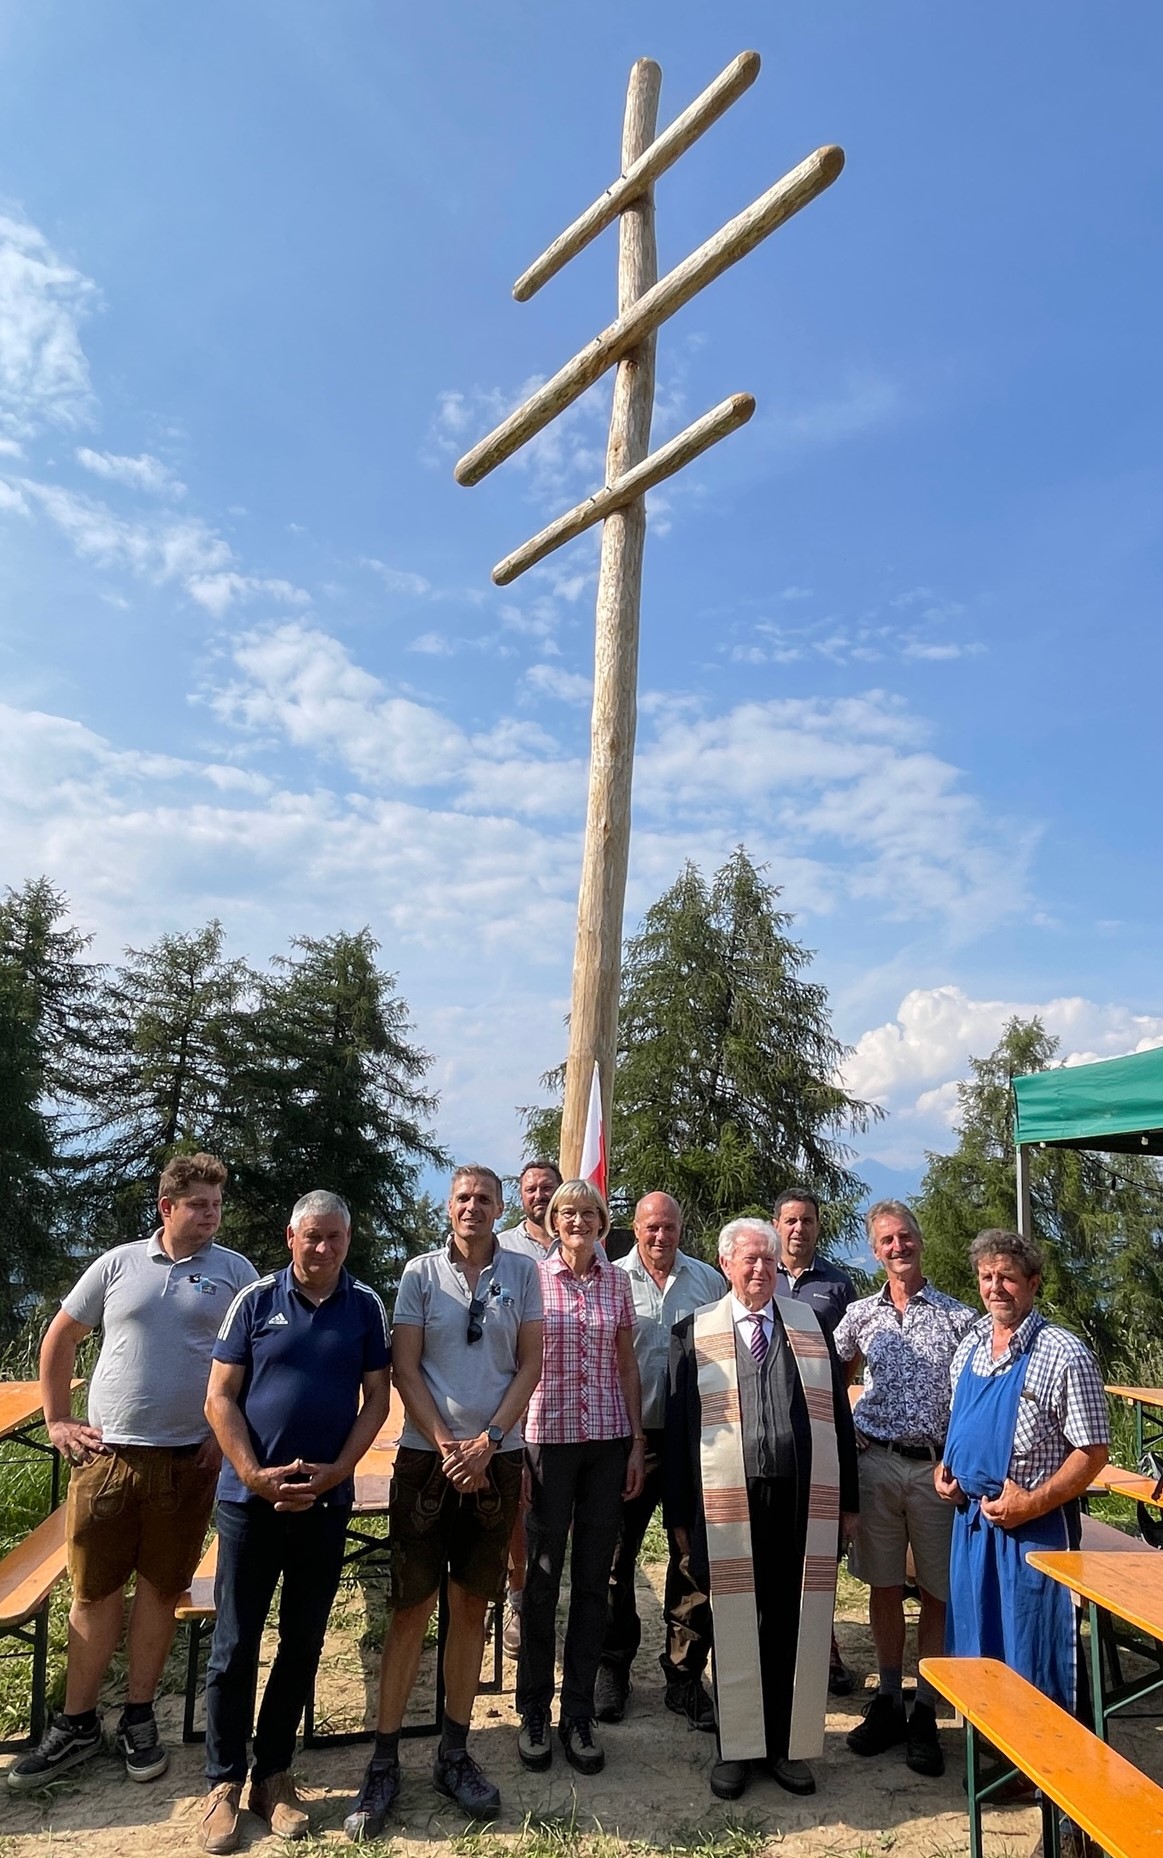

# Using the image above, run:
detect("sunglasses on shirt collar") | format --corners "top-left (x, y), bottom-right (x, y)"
top-left (467, 1279), bottom-right (504, 1344)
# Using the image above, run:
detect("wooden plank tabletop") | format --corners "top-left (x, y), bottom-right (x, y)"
top-left (0, 1378), bottom-right (84, 1444)
top-left (1088, 1462), bottom-right (1163, 1507)
top-left (1105, 1385), bottom-right (1163, 1407)
top-left (1026, 1549), bottom-right (1163, 1641)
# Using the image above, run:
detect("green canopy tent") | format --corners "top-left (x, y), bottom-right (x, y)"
top-left (1011, 1044), bottom-right (1163, 1232)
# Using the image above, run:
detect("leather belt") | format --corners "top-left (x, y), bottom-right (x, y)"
top-left (859, 1433), bottom-right (936, 1461)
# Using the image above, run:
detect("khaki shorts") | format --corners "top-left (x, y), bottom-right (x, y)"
top-left (66, 1445), bottom-right (217, 1602)
top-left (389, 1446), bottom-right (523, 1608)
top-left (847, 1441), bottom-right (954, 1601)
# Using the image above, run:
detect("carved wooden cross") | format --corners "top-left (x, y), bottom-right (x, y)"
top-left (455, 51), bottom-right (844, 1180)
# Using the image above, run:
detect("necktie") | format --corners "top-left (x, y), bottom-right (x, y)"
top-left (748, 1314), bottom-right (768, 1363)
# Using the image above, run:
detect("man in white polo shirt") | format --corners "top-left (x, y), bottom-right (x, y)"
top-left (594, 1192), bottom-right (722, 1729)
top-left (8, 1153), bottom-right (256, 1795)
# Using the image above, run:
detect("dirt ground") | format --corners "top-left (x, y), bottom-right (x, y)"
top-left (3, 1566), bottom-right (1160, 1858)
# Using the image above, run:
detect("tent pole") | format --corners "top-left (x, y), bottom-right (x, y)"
top-left (1015, 1142), bottom-right (1033, 1239)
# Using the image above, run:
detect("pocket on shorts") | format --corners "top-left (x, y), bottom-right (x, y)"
top-left (86, 1451), bottom-right (130, 1521)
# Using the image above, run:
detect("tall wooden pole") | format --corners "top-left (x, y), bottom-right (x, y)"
top-left (558, 59), bottom-right (661, 1181)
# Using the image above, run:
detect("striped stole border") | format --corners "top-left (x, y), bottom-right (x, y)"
top-left (781, 1300), bottom-right (840, 1759)
top-left (694, 1297), bottom-right (766, 1761)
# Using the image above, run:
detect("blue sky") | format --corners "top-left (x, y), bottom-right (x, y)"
top-left (2, 2), bottom-right (1161, 1190)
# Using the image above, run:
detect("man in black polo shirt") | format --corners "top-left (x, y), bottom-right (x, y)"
top-left (198, 1191), bottom-right (391, 1854)
top-left (772, 1187), bottom-right (857, 1697)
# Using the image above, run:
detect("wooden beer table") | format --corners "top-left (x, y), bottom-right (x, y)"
top-left (1026, 1548), bottom-right (1163, 1739)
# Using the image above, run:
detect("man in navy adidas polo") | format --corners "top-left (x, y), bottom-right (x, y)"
top-left (198, 1191), bottom-right (391, 1854)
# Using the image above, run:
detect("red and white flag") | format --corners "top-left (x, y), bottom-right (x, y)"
top-left (577, 1060), bottom-right (607, 1199)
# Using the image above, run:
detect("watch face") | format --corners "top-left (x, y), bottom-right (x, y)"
top-left (487, 1426), bottom-right (505, 1444)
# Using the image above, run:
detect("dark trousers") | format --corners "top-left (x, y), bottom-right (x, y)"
top-left (601, 1427), bottom-right (711, 1682)
top-left (713, 1475), bottom-right (804, 1764)
top-left (517, 1439), bottom-right (628, 1722)
top-left (204, 1499), bottom-right (348, 1784)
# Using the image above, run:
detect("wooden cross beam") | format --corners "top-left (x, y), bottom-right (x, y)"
top-left (454, 52), bottom-right (844, 1182)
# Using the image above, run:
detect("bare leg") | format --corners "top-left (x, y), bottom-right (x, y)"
top-left (374, 1593), bottom-right (438, 1733)
top-left (867, 1583), bottom-right (906, 1681)
top-left (64, 1590), bottom-right (127, 1714)
top-left (443, 1584), bottom-right (490, 1726)
top-left (916, 1587), bottom-right (946, 1674)
top-left (124, 1575), bottom-right (182, 1705)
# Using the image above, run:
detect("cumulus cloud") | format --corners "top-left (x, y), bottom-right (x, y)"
top-left (360, 557), bottom-right (432, 597)
top-left (844, 984), bottom-right (1163, 1166)
top-left (0, 212), bottom-right (97, 437)
top-left (75, 447), bottom-right (186, 498)
top-left (524, 663), bottom-right (592, 707)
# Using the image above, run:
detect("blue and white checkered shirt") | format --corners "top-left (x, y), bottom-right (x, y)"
top-left (948, 1309), bottom-right (1108, 1489)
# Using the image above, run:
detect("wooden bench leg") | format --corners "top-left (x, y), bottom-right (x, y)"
top-left (29, 1600), bottom-right (50, 1745)
top-left (183, 1620), bottom-right (205, 1745)
top-left (964, 1719), bottom-right (984, 1858)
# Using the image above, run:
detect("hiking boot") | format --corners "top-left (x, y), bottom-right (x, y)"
top-left (6, 1711), bottom-right (102, 1791)
top-left (846, 1692), bottom-right (908, 1756)
top-left (200, 1782), bottom-right (242, 1854)
top-left (664, 1674), bottom-right (716, 1731)
top-left (518, 1708), bottom-right (552, 1772)
top-left (116, 1708), bottom-right (168, 1783)
top-left (248, 1769), bottom-right (309, 1839)
top-left (502, 1590), bottom-right (523, 1658)
top-left (905, 1700), bottom-right (944, 1777)
top-left (769, 1755), bottom-right (816, 1795)
top-left (559, 1715), bottom-right (604, 1775)
top-left (709, 1759), bottom-right (748, 1799)
top-left (343, 1757), bottom-right (400, 1842)
top-left (433, 1745), bottom-right (501, 1818)
top-left (594, 1664), bottom-right (629, 1722)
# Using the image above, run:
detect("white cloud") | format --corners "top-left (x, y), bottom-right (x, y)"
top-left (524, 663), bottom-right (592, 707)
top-left (75, 447), bottom-right (186, 498)
top-left (360, 557), bottom-right (432, 597)
top-left (844, 985), bottom-right (1163, 1166)
top-left (186, 572), bottom-right (310, 616)
top-left (0, 476), bottom-right (28, 514)
top-left (408, 631), bottom-right (454, 656)
top-left (0, 212), bottom-right (97, 437)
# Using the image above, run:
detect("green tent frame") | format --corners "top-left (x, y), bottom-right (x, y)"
top-left (1011, 1044), bottom-right (1163, 1230)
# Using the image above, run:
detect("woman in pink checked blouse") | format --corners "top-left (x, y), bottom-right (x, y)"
top-left (514, 1180), bottom-right (645, 1779)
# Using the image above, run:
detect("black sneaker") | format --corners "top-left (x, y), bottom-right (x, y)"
top-left (594, 1664), bottom-right (629, 1723)
top-left (432, 1746), bottom-right (501, 1819)
top-left (518, 1709), bottom-right (552, 1772)
top-left (905, 1700), bottom-right (944, 1777)
top-left (116, 1710), bottom-right (168, 1783)
top-left (664, 1675), bottom-right (716, 1731)
top-left (343, 1757), bottom-right (400, 1842)
top-left (846, 1692), bottom-right (908, 1756)
top-left (559, 1715), bottom-right (604, 1776)
top-left (6, 1712), bottom-right (103, 1791)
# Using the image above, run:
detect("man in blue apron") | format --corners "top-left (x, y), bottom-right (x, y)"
top-left (936, 1228), bottom-right (1108, 1854)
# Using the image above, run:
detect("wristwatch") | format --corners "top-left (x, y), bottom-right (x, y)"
top-left (486, 1424), bottom-right (505, 1447)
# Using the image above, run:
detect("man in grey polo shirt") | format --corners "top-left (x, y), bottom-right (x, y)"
top-left (8, 1153), bottom-right (256, 1795)
top-left (343, 1164), bottom-right (542, 1841)
top-left (594, 1192), bottom-right (723, 1730)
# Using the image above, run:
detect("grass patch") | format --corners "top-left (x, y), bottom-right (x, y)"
top-left (452, 1808), bottom-right (774, 1858)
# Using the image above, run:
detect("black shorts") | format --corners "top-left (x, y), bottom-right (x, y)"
top-left (389, 1446), bottom-right (523, 1607)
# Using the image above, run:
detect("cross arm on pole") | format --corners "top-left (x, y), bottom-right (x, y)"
top-left (454, 143), bottom-right (844, 488)
top-left (513, 50), bottom-right (761, 303)
top-left (492, 392), bottom-right (755, 585)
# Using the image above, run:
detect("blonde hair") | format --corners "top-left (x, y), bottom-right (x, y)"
top-left (546, 1179), bottom-right (611, 1244)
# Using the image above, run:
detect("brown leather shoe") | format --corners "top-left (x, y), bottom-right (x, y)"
top-left (247, 1769), bottom-right (309, 1840)
top-left (200, 1782), bottom-right (242, 1854)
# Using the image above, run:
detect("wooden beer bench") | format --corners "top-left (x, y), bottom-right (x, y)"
top-left (0, 1507), bottom-right (70, 1752)
top-left (921, 1654), bottom-right (1163, 1858)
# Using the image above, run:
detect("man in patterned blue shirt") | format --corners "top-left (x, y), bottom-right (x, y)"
top-left (833, 1201), bottom-right (976, 1778)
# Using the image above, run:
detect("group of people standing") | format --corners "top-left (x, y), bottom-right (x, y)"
top-left (4, 1151), bottom-right (1110, 1858)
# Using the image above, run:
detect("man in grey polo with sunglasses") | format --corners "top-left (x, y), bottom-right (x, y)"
top-left (343, 1165), bottom-right (543, 1842)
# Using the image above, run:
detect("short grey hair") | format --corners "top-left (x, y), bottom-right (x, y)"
top-left (718, 1218), bottom-right (778, 1267)
top-left (290, 1190), bottom-right (351, 1231)
top-left (865, 1198), bottom-right (922, 1242)
top-left (970, 1227), bottom-right (1044, 1280)
top-left (546, 1178), bottom-right (611, 1243)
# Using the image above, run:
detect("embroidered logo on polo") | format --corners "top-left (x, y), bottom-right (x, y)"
top-left (264, 1312), bottom-right (290, 1328)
